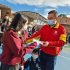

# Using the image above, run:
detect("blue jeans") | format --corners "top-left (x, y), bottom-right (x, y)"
top-left (39, 51), bottom-right (57, 70)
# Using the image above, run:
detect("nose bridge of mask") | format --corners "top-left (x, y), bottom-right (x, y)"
top-left (47, 20), bottom-right (54, 25)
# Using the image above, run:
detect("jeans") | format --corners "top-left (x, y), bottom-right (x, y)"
top-left (39, 51), bottom-right (57, 70)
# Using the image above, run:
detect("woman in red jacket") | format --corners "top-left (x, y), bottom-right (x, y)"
top-left (0, 13), bottom-right (36, 70)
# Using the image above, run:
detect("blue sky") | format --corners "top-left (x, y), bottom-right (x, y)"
top-left (0, 0), bottom-right (70, 18)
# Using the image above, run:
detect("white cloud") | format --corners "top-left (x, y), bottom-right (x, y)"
top-left (67, 15), bottom-right (70, 17)
top-left (6, 0), bottom-right (70, 7)
top-left (7, 0), bottom-right (70, 18)
top-left (11, 10), bottom-right (15, 13)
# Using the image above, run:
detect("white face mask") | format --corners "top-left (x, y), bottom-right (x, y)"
top-left (32, 54), bottom-right (38, 60)
top-left (47, 20), bottom-right (55, 26)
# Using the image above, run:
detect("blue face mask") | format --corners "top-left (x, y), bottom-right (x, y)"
top-left (47, 20), bottom-right (55, 26)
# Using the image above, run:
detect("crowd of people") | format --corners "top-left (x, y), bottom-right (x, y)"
top-left (0, 10), bottom-right (67, 70)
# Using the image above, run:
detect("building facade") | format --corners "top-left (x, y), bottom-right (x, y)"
top-left (0, 4), bottom-right (11, 19)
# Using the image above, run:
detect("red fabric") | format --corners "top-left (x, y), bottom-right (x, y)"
top-left (24, 31), bottom-right (28, 39)
top-left (1, 29), bottom-right (36, 65)
top-left (26, 24), bottom-right (66, 55)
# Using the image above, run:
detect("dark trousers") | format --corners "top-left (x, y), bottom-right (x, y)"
top-left (39, 51), bottom-right (57, 70)
top-left (0, 63), bottom-right (20, 70)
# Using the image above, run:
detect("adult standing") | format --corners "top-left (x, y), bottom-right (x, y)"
top-left (26, 10), bottom-right (67, 70)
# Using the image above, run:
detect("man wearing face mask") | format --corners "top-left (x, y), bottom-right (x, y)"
top-left (24, 48), bottom-right (41, 70)
top-left (26, 10), bottom-right (67, 70)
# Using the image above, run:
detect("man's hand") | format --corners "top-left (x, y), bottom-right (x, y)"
top-left (42, 41), bottom-right (49, 47)
top-left (33, 39), bottom-right (49, 47)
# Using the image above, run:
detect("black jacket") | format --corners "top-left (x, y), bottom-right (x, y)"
top-left (24, 57), bottom-right (41, 70)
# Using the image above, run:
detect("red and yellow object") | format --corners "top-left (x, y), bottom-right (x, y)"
top-left (26, 23), bottom-right (67, 55)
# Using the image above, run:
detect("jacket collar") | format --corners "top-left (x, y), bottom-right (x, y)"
top-left (54, 23), bottom-right (59, 29)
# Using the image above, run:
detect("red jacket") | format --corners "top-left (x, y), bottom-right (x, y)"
top-left (1, 29), bottom-right (36, 65)
top-left (26, 23), bottom-right (67, 56)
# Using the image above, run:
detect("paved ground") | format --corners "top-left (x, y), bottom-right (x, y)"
top-left (55, 49), bottom-right (70, 70)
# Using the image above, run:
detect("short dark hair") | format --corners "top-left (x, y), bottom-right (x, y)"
top-left (32, 48), bottom-right (40, 54)
top-left (48, 10), bottom-right (57, 15)
top-left (10, 13), bottom-right (28, 32)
